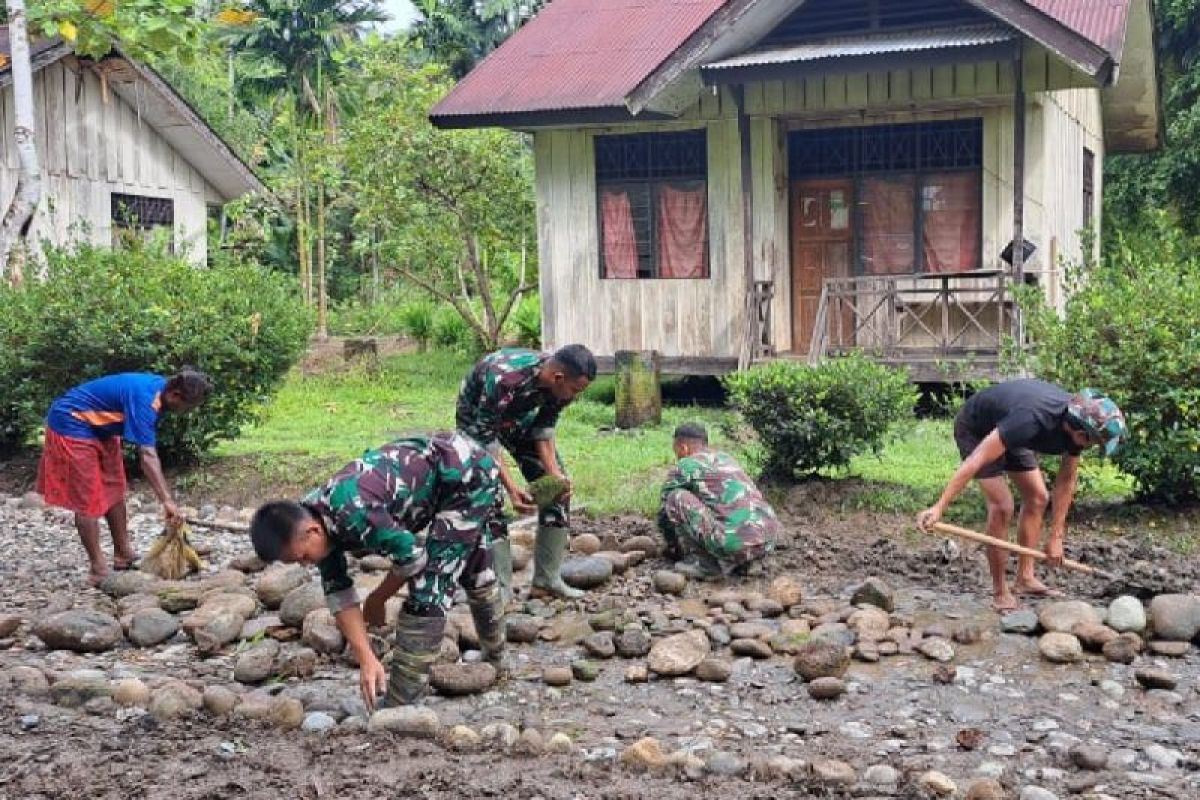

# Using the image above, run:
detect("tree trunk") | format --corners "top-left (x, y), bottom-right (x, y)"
top-left (0, 0), bottom-right (42, 285)
top-left (315, 180), bottom-right (328, 339)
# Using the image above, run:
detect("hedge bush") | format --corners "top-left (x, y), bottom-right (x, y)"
top-left (399, 299), bottom-right (436, 352)
top-left (0, 244), bottom-right (313, 461)
top-left (724, 354), bottom-right (917, 481)
top-left (1021, 217), bottom-right (1200, 502)
top-left (510, 294), bottom-right (541, 348)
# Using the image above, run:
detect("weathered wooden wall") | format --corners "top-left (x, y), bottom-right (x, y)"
top-left (0, 59), bottom-right (218, 264)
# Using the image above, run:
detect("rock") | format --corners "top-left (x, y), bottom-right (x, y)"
top-left (1038, 601), bottom-right (1102, 633)
top-left (195, 592), bottom-right (257, 620)
top-left (1148, 640), bottom-right (1190, 657)
top-left (705, 750), bottom-right (745, 777)
top-left (157, 583), bottom-right (205, 613)
top-left (149, 679), bottom-right (202, 720)
top-left (729, 621), bottom-right (773, 639)
top-left (0, 614), bottom-right (21, 638)
top-left (559, 556), bottom-right (613, 590)
top-left (917, 636), bottom-right (956, 662)
top-left (953, 623), bottom-right (984, 645)
top-left (793, 640), bottom-right (850, 681)
top-left (571, 660), bottom-right (600, 682)
top-left (112, 677), bottom-right (150, 707)
top-left (863, 764), bottom-right (899, 787)
top-left (1102, 632), bottom-right (1143, 664)
top-left (368, 706), bottom-right (440, 738)
top-left (430, 663), bottom-right (496, 696)
top-left (1098, 679), bottom-right (1124, 700)
top-left (19, 490), bottom-right (44, 508)
top-left (98, 570), bottom-right (158, 598)
top-left (810, 758), bottom-right (856, 786)
top-left (191, 608), bottom-right (246, 655)
top-left (1039, 632), bottom-right (1083, 663)
top-left (203, 685), bottom-right (239, 715)
top-left (707, 624), bottom-right (731, 647)
top-left (810, 622), bottom-right (855, 647)
top-left (232, 695), bottom-right (273, 721)
top-left (730, 638), bottom-right (773, 659)
top-left (5, 666), bottom-right (49, 697)
top-left (767, 575), bottom-right (804, 608)
top-left (511, 543), bottom-right (531, 571)
top-left (807, 676), bottom-right (846, 700)
top-left (514, 728), bottom-right (544, 756)
top-left (1070, 744), bottom-right (1109, 771)
top-left (301, 608), bottom-right (344, 654)
top-left (965, 779), bottom-right (1007, 800)
top-left (277, 647), bottom-right (319, 679)
top-left (850, 577), bottom-right (894, 612)
top-left (848, 606), bottom-right (891, 641)
top-left (624, 664), bottom-right (648, 683)
top-left (35, 609), bottom-right (123, 652)
top-left (1019, 788), bottom-right (1058, 800)
top-left (1148, 594), bottom-right (1200, 641)
top-left (128, 607), bottom-right (179, 647)
top-left (50, 673), bottom-right (112, 707)
top-left (1134, 668), bottom-right (1177, 690)
top-left (571, 533), bottom-right (601, 555)
top-left (235, 640), bottom-right (280, 684)
top-left (619, 536), bottom-right (659, 556)
top-left (255, 564), bottom-right (310, 609)
top-left (582, 631), bottom-right (616, 659)
top-left (302, 711), bottom-right (338, 733)
top-left (269, 696), bottom-right (305, 729)
top-left (652, 570), bottom-right (687, 595)
top-left (1145, 743), bottom-right (1183, 769)
top-left (358, 555), bottom-right (392, 573)
top-left (543, 666), bottom-right (572, 686)
top-left (752, 598), bottom-right (785, 618)
top-left (481, 722), bottom-right (520, 749)
top-left (280, 582), bottom-right (325, 628)
top-left (1001, 609), bottom-right (1040, 634)
top-left (919, 770), bottom-right (958, 797)
top-left (648, 629), bottom-right (709, 676)
top-left (1071, 622), bottom-right (1118, 651)
top-left (1106, 596), bottom-right (1146, 633)
top-left (505, 614), bottom-right (540, 644)
top-left (547, 732), bottom-right (573, 754)
top-left (695, 658), bottom-right (732, 683)
top-left (615, 627), bottom-right (652, 658)
top-left (446, 724), bottom-right (481, 750)
top-left (620, 737), bottom-right (669, 771)
top-left (229, 552), bottom-right (266, 573)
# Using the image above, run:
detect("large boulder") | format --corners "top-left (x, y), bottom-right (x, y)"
top-left (1107, 596), bottom-right (1147, 633)
top-left (1039, 632), bottom-right (1083, 663)
top-left (301, 608), bottom-right (345, 654)
top-left (148, 679), bottom-right (202, 720)
top-left (255, 564), bottom-right (310, 609)
top-left (234, 640), bottom-right (281, 684)
top-left (560, 557), bottom-right (614, 590)
top-left (793, 640), bottom-right (850, 681)
top-left (157, 583), bottom-right (205, 613)
top-left (49, 671), bottom-right (111, 707)
top-left (34, 609), bottom-right (123, 652)
top-left (850, 578), bottom-right (894, 612)
top-left (368, 707), bottom-right (440, 738)
top-left (1037, 601), bottom-right (1102, 633)
top-left (128, 608), bottom-right (180, 647)
top-left (429, 663), bottom-right (497, 696)
top-left (187, 608), bottom-right (246, 655)
top-left (99, 571), bottom-right (159, 598)
top-left (648, 630), bottom-right (709, 676)
top-left (280, 582), bottom-right (326, 628)
top-left (1149, 594), bottom-right (1200, 641)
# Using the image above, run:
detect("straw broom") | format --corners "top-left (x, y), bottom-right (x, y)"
top-left (141, 520), bottom-right (205, 580)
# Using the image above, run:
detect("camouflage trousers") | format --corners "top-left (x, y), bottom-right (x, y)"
top-left (405, 517), bottom-right (505, 615)
top-left (660, 490), bottom-right (768, 569)
top-left (503, 436), bottom-right (570, 527)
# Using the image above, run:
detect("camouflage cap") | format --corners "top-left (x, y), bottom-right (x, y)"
top-left (1066, 389), bottom-right (1127, 456)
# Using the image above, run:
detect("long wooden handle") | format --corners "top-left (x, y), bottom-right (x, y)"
top-left (930, 521), bottom-right (1111, 578)
top-left (185, 516), bottom-right (250, 533)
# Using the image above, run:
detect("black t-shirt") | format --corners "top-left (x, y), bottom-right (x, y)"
top-left (960, 379), bottom-right (1083, 456)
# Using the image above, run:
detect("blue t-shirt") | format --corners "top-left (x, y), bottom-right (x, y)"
top-left (46, 373), bottom-right (167, 446)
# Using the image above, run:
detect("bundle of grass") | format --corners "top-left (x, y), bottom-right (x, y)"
top-left (141, 520), bottom-right (204, 580)
top-left (528, 474), bottom-right (569, 510)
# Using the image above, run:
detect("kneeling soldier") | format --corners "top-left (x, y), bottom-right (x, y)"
top-left (250, 432), bottom-right (506, 710)
top-left (658, 423), bottom-right (780, 579)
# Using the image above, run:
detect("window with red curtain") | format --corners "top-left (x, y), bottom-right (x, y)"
top-left (861, 176), bottom-right (916, 274)
top-left (596, 131), bottom-right (708, 279)
top-left (922, 172), bottom-right (980, 272)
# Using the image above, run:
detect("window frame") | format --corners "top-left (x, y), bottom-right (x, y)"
top-left (111, 192), bottom-right (176, 252)
top-left (1082, 147), bottom-right (1095, 231)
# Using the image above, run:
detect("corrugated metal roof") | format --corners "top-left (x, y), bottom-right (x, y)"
top-left (431, 0), bottom-right (726, 120)
top-left (1027, 0), bottom-right (1131, 58)
top-left (704, 24), bottom-right (1015, 71)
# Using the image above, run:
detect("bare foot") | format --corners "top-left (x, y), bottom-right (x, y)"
top-left (113, 554), bottom-right (139, 571)
top-left (1013, 578), bottom-right (1065, 598)
top-left (991, 591), bottom-right (1020, 612)
top-left (86, 570), bottom-right (109, 587)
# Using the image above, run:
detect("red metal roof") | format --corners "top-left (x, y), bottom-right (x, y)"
top-left (430, 0), bottom-right (725, 121)
top-left (1026, 0), bottom-right (1131, 58)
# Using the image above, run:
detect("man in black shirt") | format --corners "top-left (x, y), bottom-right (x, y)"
top-left (918, 379), bottom-right (1126, 611)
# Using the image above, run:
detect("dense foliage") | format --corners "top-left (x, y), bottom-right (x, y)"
top-left (0, 245), bottom-right (313, 460)
top-left (724, 355), bottom-right (917, 481)
top-left (1021, 217), bottom-right (1200, 502)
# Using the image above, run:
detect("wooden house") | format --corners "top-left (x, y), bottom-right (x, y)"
top-left (0, 30), bottom-right (264, 265)
top-left (432, 0), bottom-right (1161, 380)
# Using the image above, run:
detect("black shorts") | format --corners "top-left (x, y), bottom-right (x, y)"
top-left (953, 413), bottom-right (1039, 480)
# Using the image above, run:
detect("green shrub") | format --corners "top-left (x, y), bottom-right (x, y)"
top-left (1020, 216), bottom-right (1200, 502)
top-left (0, 243), bottom-right (313, 461)
top-left (431, 304), bottom-right (478, 352)
top-left (399, 299), bottom-right (436, 351)
top-left (723, 354), bottom-right (917, 481)
top-left (510, 294), bottom-right (541, 348)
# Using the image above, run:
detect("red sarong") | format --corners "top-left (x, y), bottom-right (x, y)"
top-left (36, 429), bottom-right (126, 517)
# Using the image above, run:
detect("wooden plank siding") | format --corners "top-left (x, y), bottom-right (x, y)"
top-left (0, 60), bottom-right (219, 264)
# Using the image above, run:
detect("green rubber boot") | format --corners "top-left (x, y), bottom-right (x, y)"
top-left (531, 525), bottom-right (583, 600)
top-left (384, 610), bottom-right (445, 707)
top-left (491, 536), bottom-right (514, 605)
top-left (466, 582), bottom-right (507, 677)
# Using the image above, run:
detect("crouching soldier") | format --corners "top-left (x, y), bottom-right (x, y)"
top-left (250, 432), bottom-right (506, 710)
top-left (658, 423), bottom-right (779, 579)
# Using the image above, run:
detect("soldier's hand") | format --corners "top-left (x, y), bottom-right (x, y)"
top-left (916, 505), bottom-right (943, 532)
top-left (509, 487), bottom-right (536, 514)
top-left (359, 654), bottom-right (388, 712)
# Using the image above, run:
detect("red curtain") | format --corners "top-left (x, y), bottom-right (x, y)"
top-left (922, 172), bottom-right (980, 272)
top-left (601, 188), bottom-right (638, 279)
top-left (657, 181), bottom-right (707, 278)
top-left (861, 175), bottom-right (916, 274)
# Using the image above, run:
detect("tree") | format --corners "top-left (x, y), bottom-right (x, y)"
top-left (341, 39), bottom-right (535, 349)
top-left (409, 0), bottom-right (542, 78)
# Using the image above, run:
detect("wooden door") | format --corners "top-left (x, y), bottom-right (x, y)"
top-left (790, 179), bottom-right (852, 355)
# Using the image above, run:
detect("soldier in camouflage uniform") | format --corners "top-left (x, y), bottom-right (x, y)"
top-left (657, 423), bottom-right (779, 579)
top-left (456, 344), bottom-right (596, 600)
top-left (249, 432), bottom-right (506, 710)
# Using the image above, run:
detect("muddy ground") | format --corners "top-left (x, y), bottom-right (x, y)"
top-left (1, 483), bottom-right (1198, 800)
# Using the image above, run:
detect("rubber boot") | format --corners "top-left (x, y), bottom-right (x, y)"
top-left (530, 525), bottom-right (583, 600)
top-left (384, 610), bottom-right (445, 707)
top-left (674, 550), bottom-right (724, 581)
top-left (491, 537), bottom-right (514, 605)
top-left (466, 581), bottom-right (507, 677)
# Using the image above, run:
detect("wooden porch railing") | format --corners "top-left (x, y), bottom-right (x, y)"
top-left (807, 270), bottom-right (1015, 374)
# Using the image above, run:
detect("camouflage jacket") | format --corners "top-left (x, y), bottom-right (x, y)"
top-left (302, 432), bottom-right (500, 612)
top-left (658, 450), bottom-right (780, 555)
top-left (455, 348), bottom-right (568, 454)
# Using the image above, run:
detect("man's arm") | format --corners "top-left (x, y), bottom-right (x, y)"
top-left (334, 605), bottom-right (387, 711)
top-left (137, 446), bottom-right (181, 524)
top-left (1045, 453), bottom-right (1081, 566)
top-left (917, 430), bottom-right (1007, 529)
top-left (361, 571), bottom-right (406, 627)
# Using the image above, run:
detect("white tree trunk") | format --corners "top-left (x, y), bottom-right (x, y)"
top-left (0, 0), bottom-right (42, 284)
